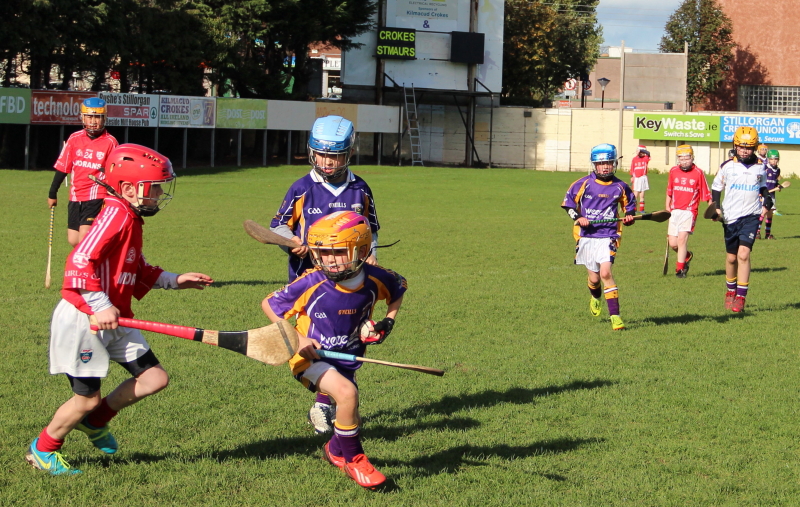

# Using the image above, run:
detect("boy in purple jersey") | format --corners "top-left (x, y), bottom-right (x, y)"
top-left (270, 115), bottom-right (379, 283)
top-left (270, 115), bottom-right (381, 434)
top-left (756, 149), bottom-right (782, 239)
top-left (562, 144), bottom-right (636, 331)
top-left (262, 211), bottom-right (406, 490)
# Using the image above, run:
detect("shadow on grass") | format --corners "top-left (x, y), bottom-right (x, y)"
top-left (366, 381), bottom-right (617, 420)
top-left (211, 280), bottom-right (286, 287)
top-left (378, 437), bottom-right (603, 478)
top-left (700, 266), bottom-right (787, 277)
top-left (92, 416), bottom-right (483, 467)
top-left (638, 312), bottom-right (748, 325)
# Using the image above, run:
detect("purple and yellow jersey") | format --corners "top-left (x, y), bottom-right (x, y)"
top-left (266, 264), bottom-right (407, 373)
top-left (765, 164), bottom-right (781, 191)
top-left (270, 169), bottom-right (379, 243)
top-left (562, 174), bottom-right (636, 241)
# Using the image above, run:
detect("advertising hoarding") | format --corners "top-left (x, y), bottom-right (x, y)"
top-left (215, 98), bottom-right (267, 129)
top-left (720, 115), bottom-right (800, 145)
top-left (0, 88), bottom-right (31, 124)
top-left (633, 113), bottom-right (720, 141)
top-left (31, 91), bottom-right (96, 124)
top-left (158, 95), bottom-right (215, 128)
top-left (100, 93), bottom-right (159, 127)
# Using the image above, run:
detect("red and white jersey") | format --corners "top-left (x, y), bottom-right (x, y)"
top-left (61, 196), bottom-right (163, 318)
top-left (666, 164), bottom-right (711, 216)
top-left (54, 130), bottom-right (118, 202)
top-left (630, 155), bottom-right (650, 178)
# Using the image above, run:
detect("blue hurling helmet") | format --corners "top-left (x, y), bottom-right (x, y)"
top-left (308, 115), bottom-right (356, 181)
top-left (590, 143), bottom-right (618, 181)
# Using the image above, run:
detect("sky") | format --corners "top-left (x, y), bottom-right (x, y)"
top-left (596, 0), bottom-right (684, 52)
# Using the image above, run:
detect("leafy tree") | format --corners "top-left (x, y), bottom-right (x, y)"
top-left (502, 0), bottom-right (602, 105)
top-left (659, 0), bottom-right (734, 108)
top-left (204, 0), bottom-right (376, 99)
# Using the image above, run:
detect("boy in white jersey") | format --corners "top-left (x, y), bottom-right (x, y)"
top-left (711, 127), bottom-right (771, 313)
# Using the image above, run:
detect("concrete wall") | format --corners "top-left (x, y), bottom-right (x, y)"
top-left (380, 106), bottom-right (800, 176)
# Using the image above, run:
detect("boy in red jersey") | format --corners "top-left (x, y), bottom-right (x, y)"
top-left (26, 144), bottom-right (213, 475)
top-left (263, 211), bottom-right (406, 489)
top-left (630, 145), bottom-right (650, 212)
top-left (48, 98), bottom-right (119, 246)
top-left (665, 145), bottom-right (711, 278)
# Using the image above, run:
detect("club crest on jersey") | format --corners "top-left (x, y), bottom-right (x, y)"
top-left (97, 151), bottom-right (105, 160)
top-left (351, 203), bottom-right (364, 214)
top-left (80, 349), bottom-right (93, 363)
top-left (125, 247), bottom-right (136, 264)
top-left (72, 252), bottom-right (90, 269)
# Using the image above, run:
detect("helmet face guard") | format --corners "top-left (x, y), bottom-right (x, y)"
top-left (308, 116), bottom-right (355, 181)
top-left (733, 127), bottom-right (759, 164)
top-left (81, 98), bottom-right (107, 137)
top-left (307, 211), bottom-right (372, 282)
top-left (590, 143), bottom-right (618, 181)
top-left (133, 177), bottom-right (176, 217)
top-left (676, 144), bottom-right (694, 170)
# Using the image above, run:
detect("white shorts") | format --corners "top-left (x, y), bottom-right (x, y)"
top-left (633, 175), bottom-right (650, 192)
top-left (49, 299), bottom-right (151, 378)
top-left (668, 209), bottom-right (697, 236)
top-left (575, 237), bottom-right (619, 272)
top-left (299, 360), bottom-right (337, 387)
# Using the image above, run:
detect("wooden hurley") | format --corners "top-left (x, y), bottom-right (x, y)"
top-left (585, 210), bottom-right (671, 225)
top-left (769, 181), bottom-right (791, 193)
top-left (243, 220), bottom-right (300, 248)
top-left (316, 349), bottom-right (444, 376)
top-left (90, 316), bottom-right (299, 366)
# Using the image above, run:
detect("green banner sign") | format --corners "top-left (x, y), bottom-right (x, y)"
top-left (376, 28), bottom-right (416, 60)
top-left (634, 113), bottom-right (720, 141)
top-left (215, 98), bottom-right (267, 129)
top-left (0, 88), bottom-right (31, 124)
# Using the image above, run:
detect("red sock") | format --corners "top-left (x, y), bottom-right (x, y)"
top-left (37, 427), bottom-right (65, 453)
top-left (86, 398), bottom-right (118, 428)
top-left (676, 262), bottom-right (685, 271)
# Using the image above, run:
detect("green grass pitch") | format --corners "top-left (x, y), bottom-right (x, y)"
top-left (1, 165), bottom-right (799, 505)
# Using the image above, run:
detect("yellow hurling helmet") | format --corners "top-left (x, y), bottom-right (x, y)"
top-left (307, 211), bottom-right (372, 282)
top-left (676, 144), bottom-right (694, 158)
top-left (733, 126), bottom-right (759, 148)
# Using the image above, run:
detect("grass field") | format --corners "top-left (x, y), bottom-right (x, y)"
top-left (2, 164), bottom-right (800, 506)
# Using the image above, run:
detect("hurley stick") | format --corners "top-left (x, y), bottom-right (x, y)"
top-left (45, 206), bottom-right (55, 289)
top-left (90, 316), bottom-right (299, 366)
top-left (769, 181), bottom-right (791, 193)
top-left (244, 219), bottom-right (400, 249)
top-left (316, 350), bottom-right (444, 376)
top-left (585, 210), bottom-right (671, 225)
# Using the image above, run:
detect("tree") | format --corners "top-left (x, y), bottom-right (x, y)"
top-left (502, 0), bottom-right (602, 105)
top-left (659, 0), bottom-right (735, 108)
top-left (203, 0), bottom-right (376, 99)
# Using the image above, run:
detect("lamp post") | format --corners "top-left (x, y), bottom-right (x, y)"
top-left (598, 77), bottom-right (610, 108)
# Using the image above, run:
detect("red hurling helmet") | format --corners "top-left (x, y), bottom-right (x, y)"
top-left (104, 144), bottom-right (175, 216)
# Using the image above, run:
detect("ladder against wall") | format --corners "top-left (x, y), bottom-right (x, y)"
top-left (403, 84), bottom-right (423, 166)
